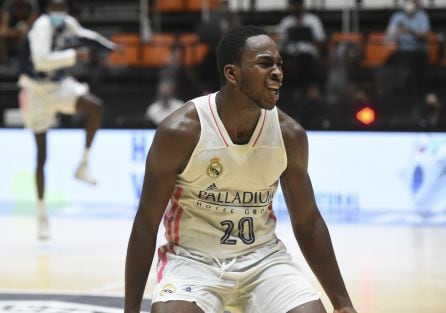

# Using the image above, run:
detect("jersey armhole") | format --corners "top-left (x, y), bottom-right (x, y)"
top-left (178, 100), bottom-right (203, 176)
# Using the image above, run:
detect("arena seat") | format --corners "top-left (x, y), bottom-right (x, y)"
top-left (362, 32), bottom-right (397, 68)
top-left (329, 32), bottom-right (364, 50)
top-left (179, 33), bottom-right (209, 66)
top-left (186, 0), bottom-right (218, 11)
top-left (328, 32), bottom-right (364, 63)
top-left (428, 32), bottom-right (439, 64)
top-left (106, 33), bottom-right (140, 67)
top-left (155, 0), bottom-right (185, 12)
top-left (141, 33), bottom-right (176, 67)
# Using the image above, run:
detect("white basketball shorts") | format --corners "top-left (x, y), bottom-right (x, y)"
top-left (152, 239), bottom-right (320, 313)
top-left (18, 75), bottom-right (89, 133)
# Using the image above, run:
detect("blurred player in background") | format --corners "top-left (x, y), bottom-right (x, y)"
top-left (18, 0), bottom-right (116, 240)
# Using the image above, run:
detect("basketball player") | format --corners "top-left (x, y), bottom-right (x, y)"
top-left (125, 26), bottom-right (357, 313)
top-left (18, 0), bottom-right (116, 240)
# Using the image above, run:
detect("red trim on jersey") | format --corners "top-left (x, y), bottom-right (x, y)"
top-left (165, 203), bottom-right (177, 243)
top-left (208, 95), bottom-right (229, 147)
top-left (163, 206), bottom-right (173, 242)
top-left (268, 203), bottom-right (277, 222)
top-left (164, 187), bottom-right (183, 243)
top-left (162, 213), bottom-right (170, 240)
top-left (252, 110), bottom-right (267, 147)
top-left (174, 206), bottom-right (184, 244)
top-left (157, 246), bottom-right (168, 282)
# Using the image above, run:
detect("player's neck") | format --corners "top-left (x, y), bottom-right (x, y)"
top-left (215, 89), bottom-right (262, 144)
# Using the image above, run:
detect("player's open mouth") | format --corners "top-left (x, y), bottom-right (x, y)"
top-left (267, 82), bottom-right (281, 95)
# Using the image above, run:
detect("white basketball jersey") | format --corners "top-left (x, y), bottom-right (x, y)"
top-left (162, 92), bottom-right (287, 258)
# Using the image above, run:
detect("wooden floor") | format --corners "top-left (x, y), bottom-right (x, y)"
top-left (1, 214), bottom-right (445, 313)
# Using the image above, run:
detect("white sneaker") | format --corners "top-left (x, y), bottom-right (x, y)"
top-left (38, 214), bottom-right (50, 240)
top-left (74, 161), bottom-right (97, 185)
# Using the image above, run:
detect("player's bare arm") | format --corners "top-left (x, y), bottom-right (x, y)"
top-left (124, 101), bottom-right (200, 313)
top-left (279, 110), bottom-right (357, 313)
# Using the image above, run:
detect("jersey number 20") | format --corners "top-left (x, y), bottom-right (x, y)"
top-left (220, 217), bottom-right (255, 245)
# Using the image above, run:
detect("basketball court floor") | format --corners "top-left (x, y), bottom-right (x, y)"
top-left (1, 210), bottom-right (445, 313)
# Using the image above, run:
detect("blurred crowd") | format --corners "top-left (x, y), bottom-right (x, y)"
top-left (0, 0), bottom-right (39, 65)
top-left (1, 0), bottom-right (445, 130)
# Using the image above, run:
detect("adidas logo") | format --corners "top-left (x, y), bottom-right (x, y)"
top-left (206, 183), bottom-right (218, 191)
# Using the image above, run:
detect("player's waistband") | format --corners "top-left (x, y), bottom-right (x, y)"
top-left (159, 238), bottom-right (287, 269)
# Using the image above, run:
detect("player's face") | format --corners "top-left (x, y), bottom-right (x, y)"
top-left (237, 35), bottom-right (283, 110)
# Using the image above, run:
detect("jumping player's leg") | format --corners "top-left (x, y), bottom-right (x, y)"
top-left (18, 85), bottom-right (54, 240)
top-left (46, 76), bottom-right (102, 184)
top-left (75, 93), bottom-right (103, 148)
top-left (34, 131), bottom-right (49, 240)
top-left (74, 93), bottom-right (103, 184)
top-left (151, 300), bottom-right (205, 313)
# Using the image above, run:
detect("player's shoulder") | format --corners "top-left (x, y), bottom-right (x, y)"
top-left (32, 14), bottom-right (51, 29)
top-left (156, 101), bottom-right (200, 145)
top-left (277, 109), bottom-right (306, 136)
top-left (278, 108), bottom-right (307, 143)
top-left (64, 14), bottom-right (79, 25)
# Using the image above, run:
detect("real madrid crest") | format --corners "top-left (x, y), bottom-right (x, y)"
top-left (160, 283), bottom-right (176, 296)
top-left (206, 156), bottom-right (223, 178)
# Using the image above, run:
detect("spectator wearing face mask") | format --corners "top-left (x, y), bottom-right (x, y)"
top-left (386, 0), bottom-right (430, 52)
top-left (385, 0), bottom-right (433, 113)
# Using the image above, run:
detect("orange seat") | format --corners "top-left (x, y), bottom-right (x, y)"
top-left (428, 32), bottom-right (439, 64)
top-left (141, 33), bottom-right (176, 67)
top-left (328, 32), bottom-right (364, 62)
top-left (186, 0), bottom-right (218, 11)
top-left (362, 32), bottom-right (397, 68)
top-left (179, 33), bottom-right (209, 66)
top-left (155, 0), bottom-right (185, 12)
top-left (107, 33), bottom-right (140, 67)
top-left (330, 32), bottom-right (364, 48)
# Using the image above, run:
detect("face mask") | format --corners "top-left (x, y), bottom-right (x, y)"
top-left (404, 2), bottom-right (416, 15)
top-left (49, 12), bottom-right (66, 28)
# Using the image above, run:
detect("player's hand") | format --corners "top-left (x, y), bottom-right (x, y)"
top-left (76, 47), bottom-right (90, 62)
top-left (334, 306), bottom-right (358, 313)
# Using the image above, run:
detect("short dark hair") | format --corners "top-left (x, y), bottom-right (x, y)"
top-left (216, 25), bottom-right (268, 84)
